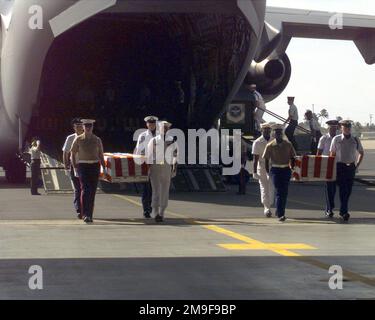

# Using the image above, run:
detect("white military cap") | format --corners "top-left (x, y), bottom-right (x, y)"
top-left (144, 116), bottom-right (159, 122)
top-left (326, 119), bottom-right (339, 126)
top-left (271, 123), bottom-right (284, 130)
top-left (260, 122), bottom-right (272, 129)
top-left (81, 119), bottom-right (96, 124)
top-left (159, 120), bottom-right (172, 127)
top-left (339, 119), bottom-right (352, 127)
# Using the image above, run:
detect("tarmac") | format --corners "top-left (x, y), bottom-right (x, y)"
top-left (0, 140), bottom-right (374, 300)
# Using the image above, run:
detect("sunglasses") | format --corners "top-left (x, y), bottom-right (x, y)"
top-left (84, 124), bottom-right (93, 128)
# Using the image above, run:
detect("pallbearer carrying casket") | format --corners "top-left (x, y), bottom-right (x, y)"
top-left (134, 116), bottom-right (159, 218)
top-left (71, 119), bottom-right (107, 223)
top-left (252, 123), bottom-right (274, 217)
top-left (147, 121), bottom-right (178, 223)
top-left (330, 120), bottom-right (364, 222)
top-left (317, 119), bottom-right (339, 218)
top-left (262, 124), bottom-right (296, 222)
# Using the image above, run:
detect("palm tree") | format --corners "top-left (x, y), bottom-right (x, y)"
top-left (317, 109), bottom-right (329, 125)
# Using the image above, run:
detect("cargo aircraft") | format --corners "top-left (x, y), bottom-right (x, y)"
top-left (0, 0), bottom-right (374, 182)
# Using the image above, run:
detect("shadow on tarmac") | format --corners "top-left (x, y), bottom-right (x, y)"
top-left (94, 216), bottom-right (375, 226)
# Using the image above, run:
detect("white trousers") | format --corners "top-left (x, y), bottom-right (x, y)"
top-left (258, 169), bottom-right (274, 212)
top-left (149, 164), bottom-right (172, 216)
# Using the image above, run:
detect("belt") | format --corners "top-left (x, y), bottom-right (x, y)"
top-left (337, 162), bottom-right (355, 166)
top-left (79, 160), bottom-right (99, 164)
top-left (271, 164), bottom-right (289, 168)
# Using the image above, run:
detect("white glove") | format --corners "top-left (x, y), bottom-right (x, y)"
top-left (253, 173), bottom-right (260, 180)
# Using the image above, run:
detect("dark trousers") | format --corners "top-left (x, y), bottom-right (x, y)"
top-left (336, 163), bottom-right (356, 215)
top-left (141, 181), bottom-right (152, 214)
top-left (70, 166), bottom-right (81, 213)
top-left (238, 167), bottom-right (247, 194)
top-left (270, 167), bottom-right (291, 217)
top-left (310, 131), bottom-right (322, 155)
top-left (325, 181), bottom-right (336, 213)
top-left (78, 163), bottom-right (100, 218)
top-left (30, 159), bottom-right (41, 194)
top-left (285, 120), bottom-right (298, 150)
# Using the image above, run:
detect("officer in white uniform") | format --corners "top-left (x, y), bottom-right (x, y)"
top-left (252, 123), bottom-right (274, 217)
top-left (147, 121), bottom-right (178, 222)
top-left (134, 116), bottom-right (159, 218)
top-left (62, 118), bottom-right (84, 218)
top-left (330, 120), bottom-right (364, 222)
top-left (246, 84), bottom-right (266, 137)
top-left (284, 96), bottom-right (299, 150)
top-left (317, 119), bottom-right (339, 217)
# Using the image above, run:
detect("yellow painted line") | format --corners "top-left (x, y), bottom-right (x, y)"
top-left (114, 194), bottom-right (315, 256)
top-left (114, 194), bottom-right (375, 286)
top-left (247, 191), bottom-right (322, 209)
top-left (203, 224), bottom-right (316, 256)
top-left (219, 243), bottom-right (315, 250)
top-left (0, 219), bottom-right (144, 226)
top-left (294, 256), bottom-right (375, 287)
top-left (113, 194), bottom-right (191, 221)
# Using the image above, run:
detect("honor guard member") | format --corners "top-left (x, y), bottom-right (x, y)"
top-left (317, 119), bottom-right (339, 217)
top-left (252, 123), bottom-right (274, 217)
top-left (147, 121), bottom-right (178, 223)
top-left (63, 118), bottom-right (84, 218)
top-left (263, 124), bottom-right (296, 222)
top-left (330, 120), bottom-right (364, 222)
top-left (134, 116), bottom-right (159, 218)
top-left (284, 96), bottom-right (299, 150)
top-left (71, 119), bottom-right (107, 223)
top-left (29, 137), bottom-right (41, 195)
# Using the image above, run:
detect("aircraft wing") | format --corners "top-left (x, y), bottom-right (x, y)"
top-left (265, 6), bottom-right (375, 64)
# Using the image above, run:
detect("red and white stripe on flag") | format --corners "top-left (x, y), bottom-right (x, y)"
top-left (293, 155), bottom-right (336, 181)
top-left (99, 153), bottom-right (148, 183)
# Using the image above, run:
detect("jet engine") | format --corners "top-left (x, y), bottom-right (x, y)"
top-left (245, 52), bottom-right (291, 102)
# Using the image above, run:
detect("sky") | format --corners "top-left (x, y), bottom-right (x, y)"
top-left (264, 0), bottom-right (375, 125)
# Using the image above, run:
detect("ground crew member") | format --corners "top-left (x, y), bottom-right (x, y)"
top-left (305, 110), bottom-right (322, 154)
top-left (29, 137), bottom-right (41, 195)
top-left (246, 83), bottom-right (266, 137)
top-left (330, 120), bottom-right (364, 222)
top-left (252, 123), bottom-right (274, 217)
top-left (62, 118), bottom-right (84, 218)
top-left (147, 121), bottom-right (178, 223)
top-left (134, 116), bottom-right (159, 218)
top-left (71, 119), bottom-right (107, 223)
top-left (263, 124), bottom-right (296, 222)
top-left (284, 96), bottom-right (299, 150)
top-left (317, 119), bottom-right (339, 217)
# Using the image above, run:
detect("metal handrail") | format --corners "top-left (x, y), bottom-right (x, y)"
top-left (257, 106), bottom-right (312, 134)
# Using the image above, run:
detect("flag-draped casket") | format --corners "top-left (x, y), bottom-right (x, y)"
top-left (100, 153), bottom-right (149, 183)
top-left (293, 155), bottom-right (336, 181)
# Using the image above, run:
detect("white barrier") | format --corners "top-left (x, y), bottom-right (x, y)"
top-left (361, 132), bottom-right (375, 140)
